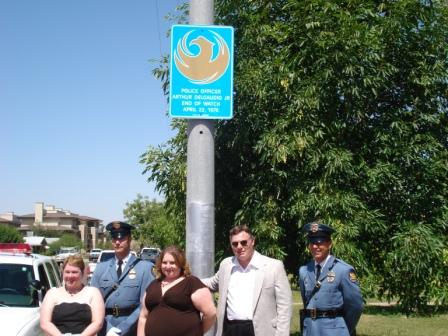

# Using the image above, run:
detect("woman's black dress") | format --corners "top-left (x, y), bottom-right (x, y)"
top-left (144, 276), bottom-right (206, 336)
top-left (51, 302), bottom-right (92, 334)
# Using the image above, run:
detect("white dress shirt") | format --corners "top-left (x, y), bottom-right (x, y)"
top-left (315, 254), bottom-right (331, 273)
top-left (226, 251), bottom-right (263, 321)
top-left (115, 253), bottom-right (131, 272)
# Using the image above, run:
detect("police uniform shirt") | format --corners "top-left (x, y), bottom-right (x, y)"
top-left (298, 255), bottom-right (363, 336)
top-left (91, 252), bottom-right (154, 336)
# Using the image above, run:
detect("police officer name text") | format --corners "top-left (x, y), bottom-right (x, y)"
top-left (171, 88), bottom-right (231, 114)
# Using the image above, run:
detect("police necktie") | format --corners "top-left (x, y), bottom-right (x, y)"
top-left (117, 259), bottom-right (123, 278)
top-left (315, 264), bottom-right (321, 281)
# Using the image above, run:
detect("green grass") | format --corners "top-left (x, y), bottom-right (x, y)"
top-left (290, 291), bottom-right (448, 336)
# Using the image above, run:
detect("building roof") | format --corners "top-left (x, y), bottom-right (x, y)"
top-left (45, 238), bottom-right (60, 244)
top-left (0, 213), bottom-right (21, 226)
top-left (19, 213), bottom-right (100, 221)
top-left (79, 215), bottom-right (101, 221)
top-left (24, 236), bottom-right (47, 246)
top-left (18, 225), bottom-right (76, 232)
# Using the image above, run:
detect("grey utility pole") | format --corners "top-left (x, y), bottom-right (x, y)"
top-left (186, 0), bottom-right (215, 279)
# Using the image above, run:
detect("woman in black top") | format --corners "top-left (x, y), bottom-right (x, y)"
top-left (40, 255), bottom-right (104, 336)
top-left (137, 245), bottom-right (216, 336)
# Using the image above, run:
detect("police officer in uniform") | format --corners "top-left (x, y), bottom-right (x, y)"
top-left (298, 222), bottom-right (363, 336)
top-left (91, 221), bottom-right (154, 336)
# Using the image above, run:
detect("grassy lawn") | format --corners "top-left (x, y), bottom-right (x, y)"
top-left (290, 291), bottom-right (448, 336)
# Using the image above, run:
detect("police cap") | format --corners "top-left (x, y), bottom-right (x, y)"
top-left (106, 221), bottom-right (133, 239)
top-left (302, 222), bottom-right (335, 244)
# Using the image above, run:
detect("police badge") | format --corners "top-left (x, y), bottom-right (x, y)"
top-left (129, 268), bottom-right (137, 280)
top-left (327, 271), bottom-right (336, 283)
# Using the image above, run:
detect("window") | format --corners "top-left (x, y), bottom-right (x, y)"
top-left (0, 264), bottom-right (35, 307)
top-left (38, 264), bottom-right (51, 298)
top-left (44, 262), bottom-right (58, 288)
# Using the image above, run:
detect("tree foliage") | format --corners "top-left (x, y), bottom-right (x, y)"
top-left (123, 194), bottom-right (183, 249)
top-left (0, 225), bottom-right (23, 243)
top-left (141, 0), bottom-right (448, 313)
top-left (32, 226), bottom-right (64, 238)
top-left (46, 233), bottom-right (82, 256)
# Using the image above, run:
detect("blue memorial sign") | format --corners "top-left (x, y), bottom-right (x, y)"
top-left (169, 25), bottom-right (234, 119)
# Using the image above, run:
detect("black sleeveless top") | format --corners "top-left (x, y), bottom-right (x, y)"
top-left (52, 302), bottom-right (92, 333)
top-left (144, 276), bottom-right (206, 336)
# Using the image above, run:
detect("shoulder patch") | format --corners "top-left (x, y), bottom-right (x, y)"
top-left (349, 271), bottom-right (357, 282)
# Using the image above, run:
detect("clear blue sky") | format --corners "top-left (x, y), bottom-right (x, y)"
top-left (0, 0), bottom-right (184, 224)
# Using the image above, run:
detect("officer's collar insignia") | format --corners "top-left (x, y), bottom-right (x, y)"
top-left (327, 271), bottom-right (335, 283)
top-left (112, 222), bottom-right (121, 229)
top-left (349, 271), bottom-right (357, 282)
top-left (129, 268), bottom-right (137, 279)
top-left (311, 223), bottom-right (319, 232)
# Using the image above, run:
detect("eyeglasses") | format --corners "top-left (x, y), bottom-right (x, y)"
top-left (231, 239), bottom-right (250, 248)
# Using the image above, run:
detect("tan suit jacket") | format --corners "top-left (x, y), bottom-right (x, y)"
top-left (202, 251), bottom-right (292, 336)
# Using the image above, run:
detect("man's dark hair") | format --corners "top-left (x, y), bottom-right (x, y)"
top-left (229, 224), bottom-right (254, 240)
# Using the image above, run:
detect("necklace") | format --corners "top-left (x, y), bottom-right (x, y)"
top-left (161, 280), bottom-right (173, 287)
top-left (161, 276), bottom-right (184, 288)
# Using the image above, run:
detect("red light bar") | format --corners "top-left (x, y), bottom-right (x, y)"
top-left (0, 243), bottom-right (32, 254)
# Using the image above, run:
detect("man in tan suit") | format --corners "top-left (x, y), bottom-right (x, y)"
top-left (202, 225), bottom-right (292, 336)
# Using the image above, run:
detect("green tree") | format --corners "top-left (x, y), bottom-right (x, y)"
top-left (141, 0), bottom-right (448, 312)
top-left (47, 233), bottom-right (82, 256)
top-left (0, 225), bottom-right (23, 243)
top-left (123, 194), bottom-right (183, 249)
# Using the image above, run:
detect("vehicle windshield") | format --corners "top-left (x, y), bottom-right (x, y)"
top-left (99, 252), bottom-right (115, 262)
top-left (0, 264), bottom-right (38, 307)
top-left (141, 249), bottom-right (159, 256)
top-left (140, 248), bottom-right (159, 262)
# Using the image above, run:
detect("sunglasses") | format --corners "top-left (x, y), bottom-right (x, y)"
top-left (231, 239), bottom-right (250, 248)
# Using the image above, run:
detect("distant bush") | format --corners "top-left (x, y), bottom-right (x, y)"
top-left (32, 226), bottom-right (64, 238)
top-left (0, 225), bottom-right (23, 243)
top-left (46, 233), bottom-right (82, 255)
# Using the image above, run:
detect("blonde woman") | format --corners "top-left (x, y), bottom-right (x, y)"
top-left (40, 255), bottom-right (104, 336)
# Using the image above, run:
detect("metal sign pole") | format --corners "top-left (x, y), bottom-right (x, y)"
top-left (186, 0), bottom-right (215, 279)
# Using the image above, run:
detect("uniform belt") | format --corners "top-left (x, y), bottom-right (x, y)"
top-left (301, 308), bottom-right (343, 319)
top-left (106, 305), bottom-right (136, 317)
